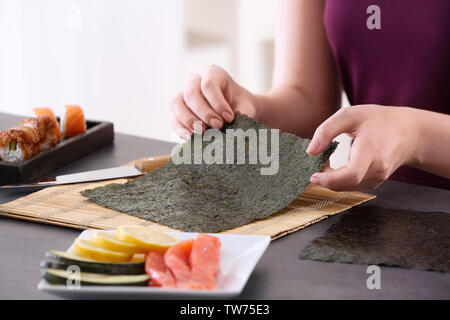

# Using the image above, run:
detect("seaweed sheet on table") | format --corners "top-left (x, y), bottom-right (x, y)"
top-left (299, 206), bottom-right (450, 273)
top-left (82, 113), bottom-right (337, 233)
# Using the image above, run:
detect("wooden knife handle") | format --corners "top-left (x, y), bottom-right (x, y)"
top-left (134, 154), bottom-right (171, 173)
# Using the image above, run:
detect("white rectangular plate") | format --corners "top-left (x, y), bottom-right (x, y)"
top-left (37, 230), bottom-right (270, 299)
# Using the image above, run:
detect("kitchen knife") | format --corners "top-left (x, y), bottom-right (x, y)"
top-left (1, 154), bottom-right (170, 189)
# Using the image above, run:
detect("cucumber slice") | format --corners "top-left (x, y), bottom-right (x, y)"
top-left (42, 268), bottom-right (149, 286)
top-left (40, 259), bottom-right (68, 270)
top-left (39, 259), bottom-right (144, 275)
top-left (44, 250), bottom-right (145, 275)
top-left (9, 141), bottom-right (17, 152)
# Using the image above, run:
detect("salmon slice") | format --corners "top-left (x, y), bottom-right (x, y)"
top-left (145, 251), bottom-right (176, 287)
top-left (164, 239), bottom-right (194, 285)
top-left (189, 234), bottom-right (221, 290)
top-left (156, 235), bottom-right (221, 290)
top-left (33, 107), bottom-right (62, 140)
top-left (177, 279), bottom-right (207, 290)
top-left (63, 105), bottom-right (86, 138)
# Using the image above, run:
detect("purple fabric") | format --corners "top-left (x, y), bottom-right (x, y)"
top-left (323, 0), bottom-right (450, 190)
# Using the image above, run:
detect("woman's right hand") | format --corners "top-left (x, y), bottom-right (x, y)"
top-left (170, 65), bottom-right (259, 140)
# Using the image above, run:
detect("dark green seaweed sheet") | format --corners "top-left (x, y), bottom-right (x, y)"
top-left (299, 206), bottom-right (450, 273)
top-left (82, 113), bottom-right (337, 233)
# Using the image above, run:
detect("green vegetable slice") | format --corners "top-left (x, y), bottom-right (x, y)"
top-left (9, 141), bottom-right (17, 152)
top-left (42, 268), bottom-right (149, 286)
top-left (43, 250), bottom-right (145, 275)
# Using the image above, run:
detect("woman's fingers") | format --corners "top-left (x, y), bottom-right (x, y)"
top-left (200, 78), bottom-right (234, 123)
top-left (319, 161), bottom-right (333, 174)
top-left (170, 93), bottom-right (202, 132)
top-left (183, 75), bottom-right (224, 129)
top-left (200, 67), bottom-right (234, 123)
top-left (171, 118), bottom-right (192, 140)
top-left (310, 138), bottom-right (372, 191)
top-left (171, 116), bottom-right (207, 140)
top-left (307, 107), bottom-right (358, 155)
top-left (171, 65), bottom-right (257, 137)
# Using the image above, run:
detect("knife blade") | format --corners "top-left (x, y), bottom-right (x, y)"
top-left (1, 154), bottom-right (171, 189)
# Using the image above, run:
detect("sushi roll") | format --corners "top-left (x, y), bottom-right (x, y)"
top-left (62, 105), bottom-right (86, 138)
top-left (21, 116), bottom-right (58, 150)
top-left (33, 107), bottom-right (62, 141)
top-left (0, 125), bottom-right (40, 162)
top-left (0, 116), bottom-right (60, 162)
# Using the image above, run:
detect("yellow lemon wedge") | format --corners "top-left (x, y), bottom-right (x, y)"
top-left (90, 231), bottom-right (140, 254)
top-left (74, 238), bottom-right (133, 262)
top-left (116, 225), bottom-right (178, 253)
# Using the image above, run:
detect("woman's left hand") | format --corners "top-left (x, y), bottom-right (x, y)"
top-left (306, 105), bottom-right (419, 191)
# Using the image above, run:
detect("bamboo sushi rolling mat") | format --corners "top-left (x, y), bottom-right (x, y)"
top-left (0, 159), bottom-right (375, 240)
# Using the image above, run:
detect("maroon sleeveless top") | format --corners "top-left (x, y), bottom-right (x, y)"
top-left (324, 0), bottom-right (450, 190)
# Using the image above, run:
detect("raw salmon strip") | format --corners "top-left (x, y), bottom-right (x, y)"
top-left (189, 234), bottom-right (221, 289)
top-left (145, 251), bottom-right (176, 287)
top-left (33, 107), bottom-right (62, 140)
top-left (155, 234), bottom-right (222, 290)
top-left (63, 105), bottom-right (86, 138)
top-left (164, 239), bottom-right (194, 285)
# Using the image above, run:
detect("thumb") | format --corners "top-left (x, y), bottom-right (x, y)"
top-left (309, 137), bottom-right (371, 191)
top-left (309, 161), bottom-right (334, 184)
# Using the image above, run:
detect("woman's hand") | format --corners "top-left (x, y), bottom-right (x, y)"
top-left (170, 65), bottom-right (259, 140)
top-left (306, 105), bottom-right (420, 191)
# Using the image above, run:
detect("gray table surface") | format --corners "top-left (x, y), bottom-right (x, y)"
top-left (0, 112), bottom-right (449, 300)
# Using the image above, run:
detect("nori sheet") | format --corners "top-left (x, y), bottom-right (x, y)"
top-left (82, 113), bottom-right (337, 233)
top-left (299, 206), bottom-right (450, 273)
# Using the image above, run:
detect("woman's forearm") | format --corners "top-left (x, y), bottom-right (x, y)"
top-left (409, 108), bottom-right (450, 178)
top-left (257, 0), bottom-right (340, 138)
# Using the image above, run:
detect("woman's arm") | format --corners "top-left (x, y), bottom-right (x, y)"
top-left (409, 108), bottom-right (450, 178)
top-left (307, 105), bottom-right (450, 191)
top-left (256, 0), bottom-right (341, 137)
top-left (170, 0), bottom-right (340, 139)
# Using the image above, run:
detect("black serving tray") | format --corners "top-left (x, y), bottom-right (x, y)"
top-left (0, 119), bottom-right (114, 185)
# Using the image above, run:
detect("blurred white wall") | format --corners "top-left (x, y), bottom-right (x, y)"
top-left (0, 0), bottom-right (350, 168)
top-left (0, 0), bottom-right (25, 115)
top-left (0, 0), bottom-right (184, 142)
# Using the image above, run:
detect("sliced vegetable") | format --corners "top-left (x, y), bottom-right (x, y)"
top-left (45, 250), bottom-right (96, 263)
top-left (9, 141), bottom-right (17, 152)
top-left (91, 230), bottom-right (140, 254)
top-left (131, 253), bottom-right (146, 262)
top-left (116, 225), bottom-right (178, 253)
top-left (74, 238), bottom-right (133, 262)
top-left (43, 251), bottom-right (145, 275)
top-left (42, 268), bottom-right (149, 286)
top-left (40, 259), bottom-right (71, 270)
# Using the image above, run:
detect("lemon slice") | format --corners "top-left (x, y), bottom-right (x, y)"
top-left (131, 253), bottom-right (146, 262)
top-left (74, 238), bottom-right (133, 262)
top-left (116, 225), bottom-right (178, 253)
top-left (91, 230), bottom-right (140, 254)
